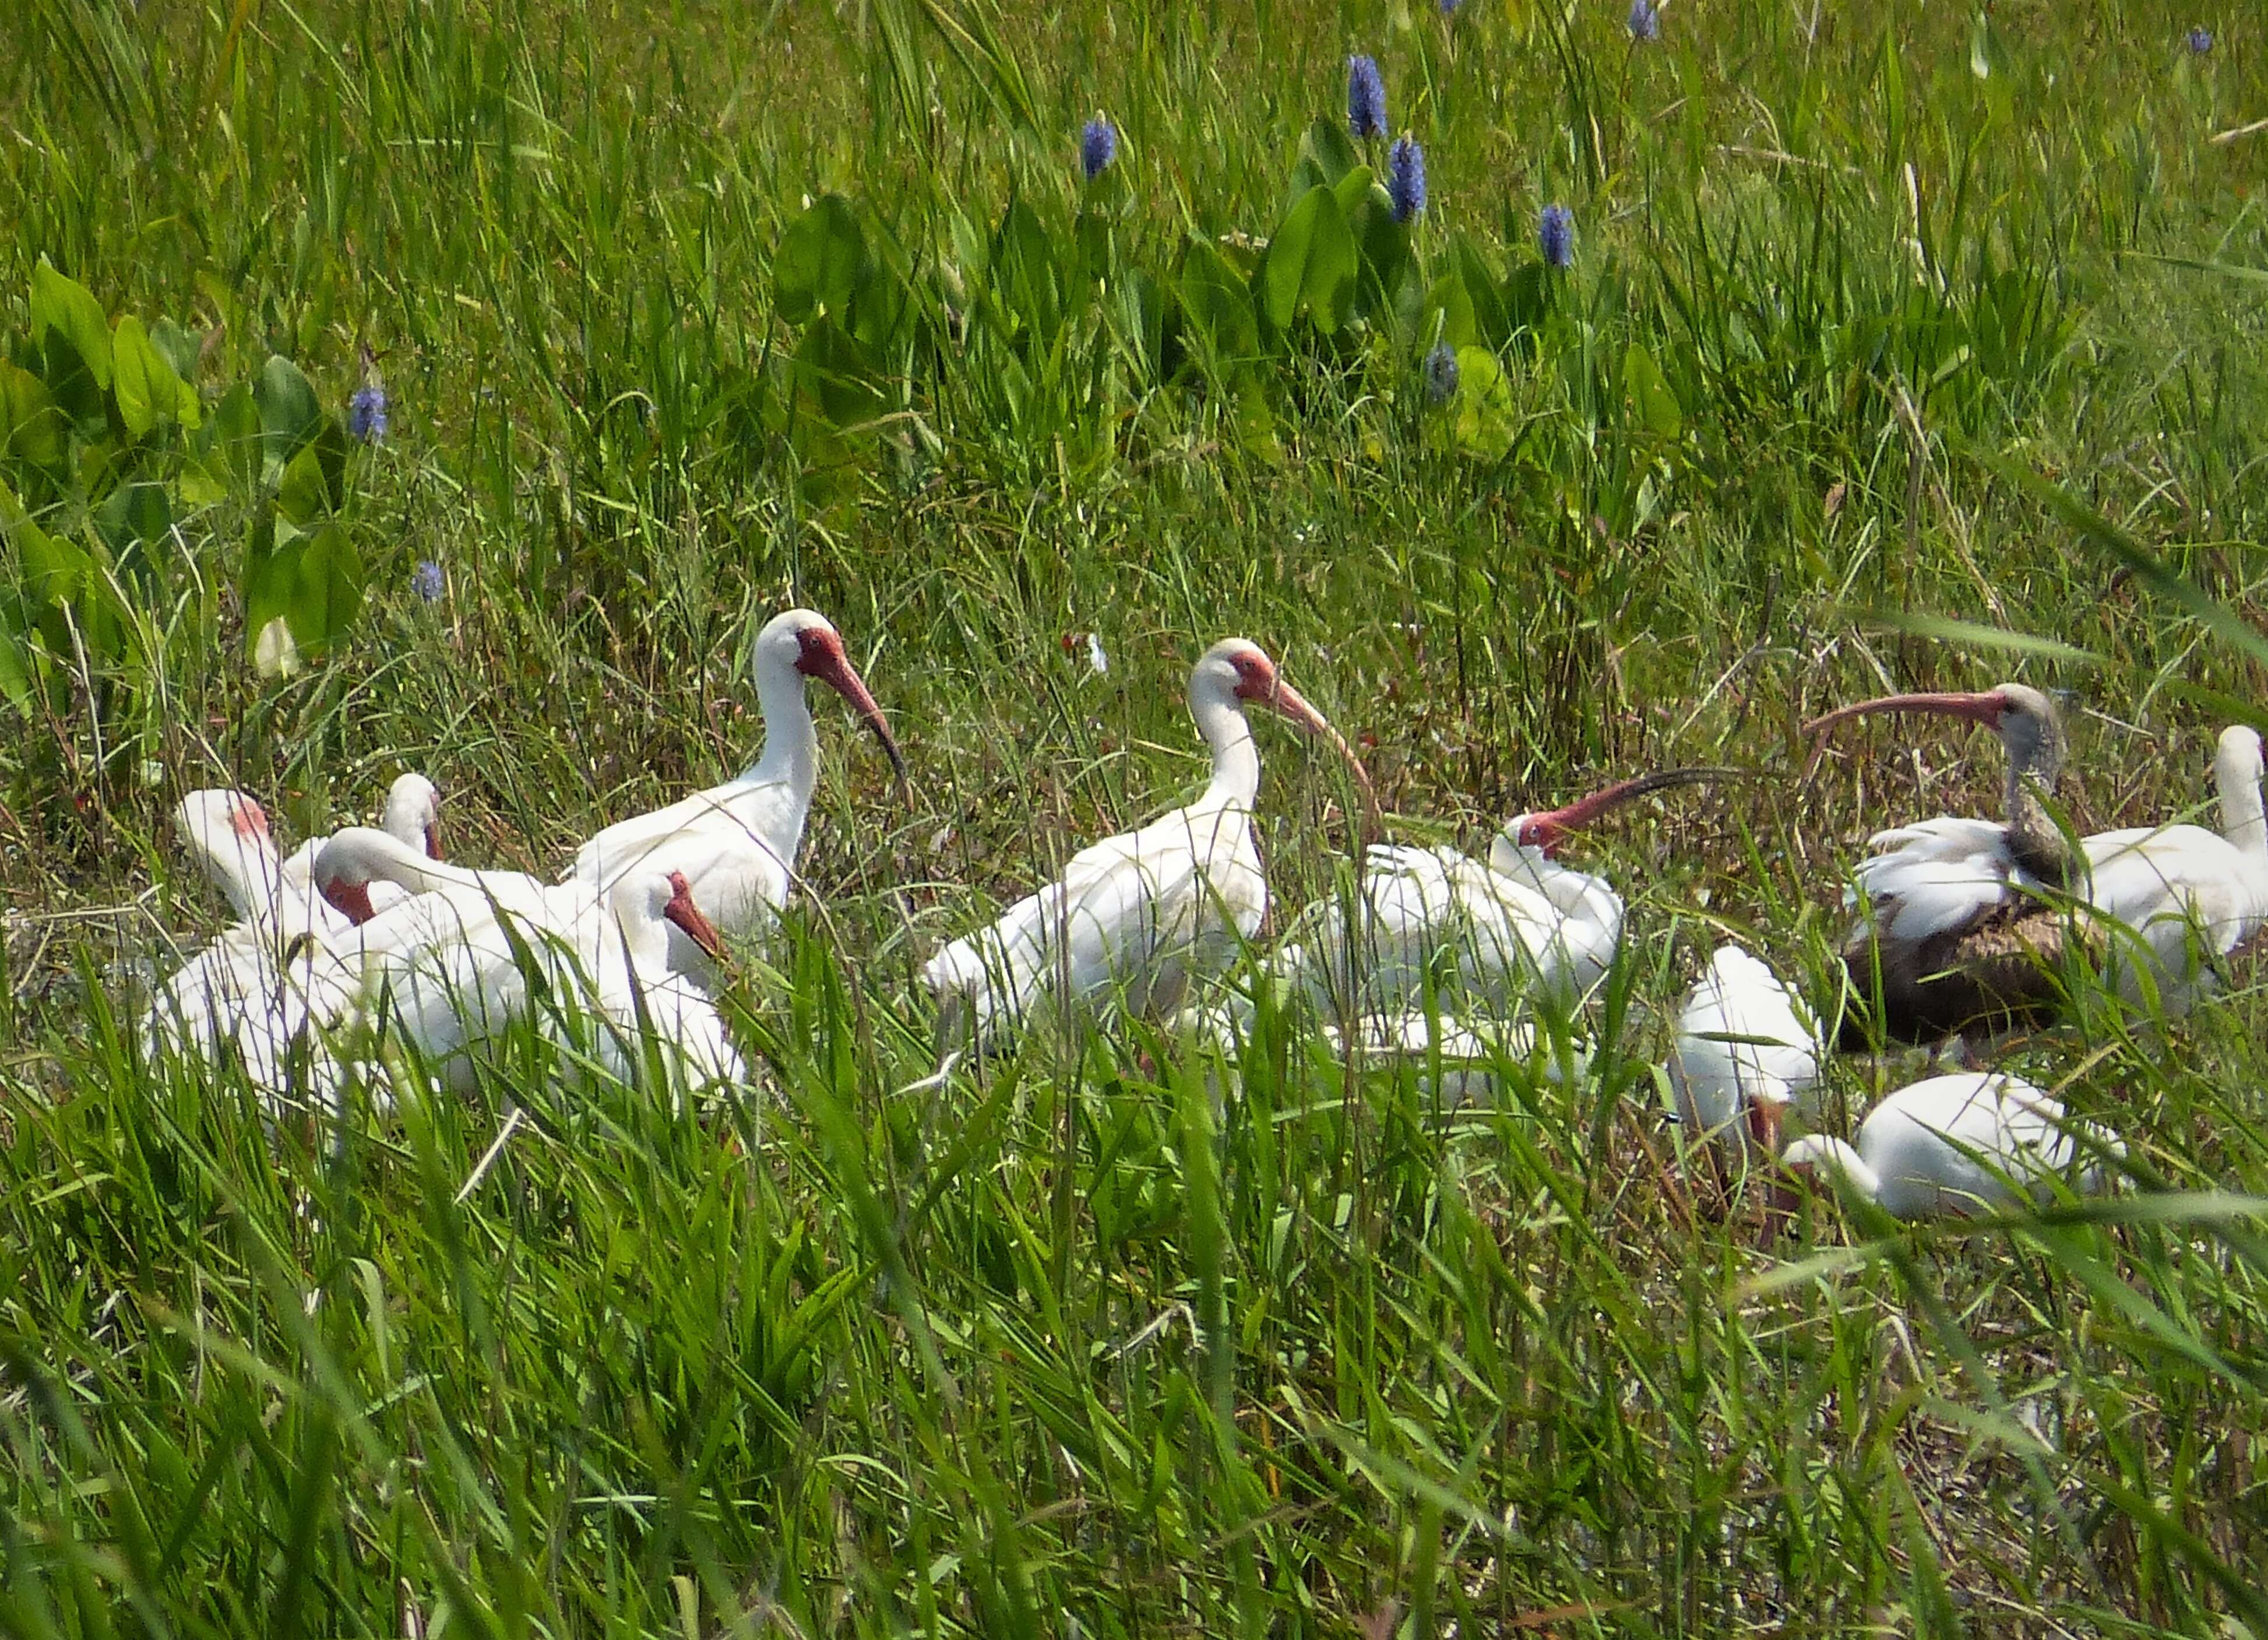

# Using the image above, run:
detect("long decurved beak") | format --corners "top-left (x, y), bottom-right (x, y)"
top-left (1523, 766), bottom-right (1737, 853)
top-left (1803, 689), bottom-right (2008, 738)
top-left (812, 652), bottom-right (908, 783)
top-left (1264, 680), bottom-right (1379, 820)
top-left (664, 884), bottom-right (729, 964)
top-left (424, 819), bottom-right (443, 861)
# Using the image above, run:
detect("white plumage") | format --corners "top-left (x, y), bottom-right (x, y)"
top-left (566, 608), bottom-right (903, 977)
top-left (1668, 944), bottom-right (1819, 1159)
top-left (1780, 1072), bottom-right (2119, 1220)
top-left (923, 638), bottom-right (1367, 1045)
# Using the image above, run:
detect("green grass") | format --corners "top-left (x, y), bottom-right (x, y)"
top-left (6, 0), bottom-right (2268, 1631)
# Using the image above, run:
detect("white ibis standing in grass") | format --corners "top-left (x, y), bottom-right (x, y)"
top-left (565, 608), bottom-right (904, 976)
top-left (2079, 723), bottom-right (2268, 1013)
top-left (922, 638), bottom-right (1371, 1046)
top-left (1779, 1072), bottom-right (2119, 1220)
top-left (1273, 768), bottom-right (1725, 1022)
top-left (1813, 688), bottom-right (2268, 1041)
top-left (1667, 943), bottom-right (1820, 1163)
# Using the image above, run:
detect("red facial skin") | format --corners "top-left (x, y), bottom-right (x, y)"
top-left (322, 878), bottom-right (381, 925)
top-left (1221, 644), bottom-right (1377, 809)
top-left (231, 798), bottom-right (272, 842)
top-left (424, 820), bottom-right (443, 861)
top-left (794, 626), bottom-right (908, 781)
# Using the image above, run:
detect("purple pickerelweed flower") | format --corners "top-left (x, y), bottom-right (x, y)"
top-left (1540, 203), bottom-right (1574, 269)
top-left (1422, 343), bottom-right (1459, 406)
top-left (1387, 136), bottom-right (1426, 223)
top-left (347, 378), bottom-right (388, 442)
top-left (1347, 55), bottom-right (1387, 140)
top-left (1439, 0), bottom-right (1463, 13)
top-left (2186, 26), bottom-right (2213, 53)
top-left (411, 559), bottom-right (444, 603)
top-left (1080, 117), bottom-right (1118, 181)
top-left (1628, 0), bottom-right (1661, 41)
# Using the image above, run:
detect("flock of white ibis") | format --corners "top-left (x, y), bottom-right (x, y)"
top-left (137, 608), bottom-right (2268, 1230)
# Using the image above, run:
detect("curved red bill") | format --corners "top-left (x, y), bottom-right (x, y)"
top-left (1263, 680), bottom-right (1378, 815)
top-left (424, 819), bottom-right (444, 861)
top-left (663, 872), bottom-right (728, 962)
top-left (809, 650), bottom-right (907, 783)
top-left (1517, 766), bottom-right (1735, 853)
top-left (1802, 689), bottom-right (2009, 739)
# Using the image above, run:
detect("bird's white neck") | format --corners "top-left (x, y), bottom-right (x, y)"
top-left (1785, 1135), bottom-right (1879, 1203)
top-left (746, 657), bottom-right (819, 794)
top-left (1192, 686), bottom-right (1261, 809)
top-left (323, 829), bottom-right (479, 896)
top-left (2216, 735), bottom-right (2267, 860)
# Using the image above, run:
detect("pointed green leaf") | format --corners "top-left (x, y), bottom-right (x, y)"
top-left (1260, 185), bottom-right (1357, 333)
top-left (111, 314), bottom-right (198, 436)
top-left (1, 361), bottom-right (67, 469)
top-left (775, 195), bottom-right (866, 326)
top-left (255, 354), bottom-right (323, 472)
top-left (30, 261), bottom-right (113, 390)
top-left (289, 523), bottom-right (365, 650)
top-left (1622, 343), bottom-right (1683, 438)
top-left (212, 381), bottom-right (262, 492)
top-left (278, 417), bottom-right (347, 521)
top-left (149, 318), bottom-right (201, 385)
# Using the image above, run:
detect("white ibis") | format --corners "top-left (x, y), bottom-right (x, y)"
top-left (1273, 769), bottom-right (1724, 1021)
top-left (1808, 683), bottom-right (2087, 1044)
top-left (312, 826), bottom-right (594, 958)
top-left (566, 608), bottom-right (904, 975)
top-left (2078, 723), bottom-right (2268, 1012)
top-left (279, 772), bottom-right (443, 919)
top-left (922, 638), bottom-right (1370, 1044)
top-left (339, 865), bottom-right (738, 1096)
top-left (143, 791), bottom-right (344, 1116)
top-left (1779, 1072), bottom-right (2119, 1220)
top-left (1814, 688), bottom-right (2268, 1040)
top-left (1668, 943), bottom-right (1820, 1162)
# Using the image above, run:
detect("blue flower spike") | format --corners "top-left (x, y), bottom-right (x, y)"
top-left (1348, 55), bottom-right (1387, 140)
top-left (1387, 137), bottom-right (1427, 223)
top-left (1423, 343), bottom-right (1459, 406)
top-left (1540, 204), bottom-right (1575, 270)
top-left (1080, 117), bottom-right (1118, 182)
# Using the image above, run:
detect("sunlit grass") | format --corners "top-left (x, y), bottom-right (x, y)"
top-left (3, 0), bottom-right (2268, 1630)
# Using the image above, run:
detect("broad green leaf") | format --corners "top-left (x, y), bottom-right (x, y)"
top-left (1178, 238), bottom-right (1259, 366)
top-left (0, 617), bottom-right (30, 711)
top-left (242, 505), bottom-right (295, 646)
top-left (775, 195), bottom-right (866, 326)
top-left (1449, 235), bottom-right (1510, 349)
top-left (991, 198), bottom-right (1063, 341)
top-left (1260, 185), bottom-right (1356, 335)
top-left (0, 361), bottom-right (67, 469)
top-left (1417, 273), bottom-right (1477, 352)
top-left (212, 381), bottom-right (262, 492)
top-left (289, 522), bottom-right (364, 649)
top-left (93, 480), bottom-right (174, 559)
top-left (278, 417), bottom-right (347, 521)
top-left (1297, 116), bottom-right (1360, 191)
top-left (254, 354), bottom-right (322, 473)
top-left (30, 261), bottom-right (113, 390)
top-left (12, 512), bottom-right (90, 606)
top-left (111, 314), bottom-right (198, 436)
top-left (177, 455), bottom-right (228, 506)
top-left (1451, 347), bottom-right (1517, 460)
top-left (149, 318), bottom-right (201, 385)
top-left (1621, 343), bottom-right (1683, 438)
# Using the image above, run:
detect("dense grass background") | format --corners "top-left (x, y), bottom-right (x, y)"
top-left (5, 0), bottom-right (2268, 1631)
